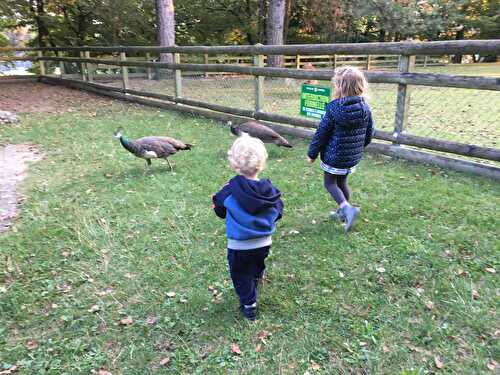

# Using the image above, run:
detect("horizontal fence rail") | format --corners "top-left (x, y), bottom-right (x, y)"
top-left (1, 39), bottom-right (500, 180)
top-left (35, 56), bottom-right (500, 91)
top-left (2, 39), bottom-right (499, 55)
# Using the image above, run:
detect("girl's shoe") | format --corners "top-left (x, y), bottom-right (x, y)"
top-left (330, 208), bottom-right (346, 222)
top-left (342, 205), bottom-right (359, 232)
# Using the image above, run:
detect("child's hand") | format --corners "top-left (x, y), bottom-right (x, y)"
top-left (307, 157), bottom-right (315, 164)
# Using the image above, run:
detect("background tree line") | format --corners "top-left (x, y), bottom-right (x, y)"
top-left (0, 0), bottom-right (498, 61)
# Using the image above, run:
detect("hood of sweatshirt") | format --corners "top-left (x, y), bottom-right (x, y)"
top-left (229, 175), bottom-right (282, 214)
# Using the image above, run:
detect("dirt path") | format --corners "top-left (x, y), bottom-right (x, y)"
top-left (0, 81), bottom-right (116, 233)
top-left (0, 144), bottom-right (42, 233)
top-left (0, 81), bottom-right (111, 113)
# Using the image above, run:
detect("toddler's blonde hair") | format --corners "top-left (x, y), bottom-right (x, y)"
top-left (333, 66), bottom-right (368, 99)
top-left (228, 134), bottom-right (268, 177)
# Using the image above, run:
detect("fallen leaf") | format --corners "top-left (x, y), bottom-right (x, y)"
top-left (179, 298), bottom-right (188, 303)
top-left (455, 269), bottom-right (466, 277)
top-left (166, 291), bottom-right (176, 298)
top-left (486, 359), bottom-right (498, 370)
top-left (485, 267), bottom-right (496, 274)
top-left (88, 304), bottom-right (100, 313)
top-left (359, 341), bottom-right (368, 347)
top-left (159, 357), bottom-right (170, 366)
top-left (472, 290), bottom-right (479, 300)
top-left (98, 370), bottom-right (112, 375)
top-left (376, 266), bottom-right (386, 273)
top-left (255, 343), bottom-right (262, 352)
top-left (339, 271), bottom-right (345, 278)
top-left (230, 343), bottom-right (242, 355)
top-left (311, 361), bottom-right (320, 370)
top-left (425, 301), bottom-right (434, 310)
top-left (289, 230), bottom-right (300, 235)
top-left (26, 339), bottom-right (38, 350)
top-left (382, 345), bottom-right (389, 353)
top-left (257, 330), bottom-right (271, 343)
top-left (434, 356), bottom-right (444, 369)
top-left (119, 316), bottom-right (133, 326)
top-left (0, 365), bottom-right (17, 374)
top-left (146, 316), bottom-right (158, 325)
top-left (303, 371), bottom-right (311, 375)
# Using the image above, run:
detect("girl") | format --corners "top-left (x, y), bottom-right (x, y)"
top-left (307, 67), bottom-right (374, 232)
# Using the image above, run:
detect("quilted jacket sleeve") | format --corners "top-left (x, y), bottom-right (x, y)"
top-left (364, 108), bottom-right (375, 147)
top-left (307, 104), bottom-right (335, 160)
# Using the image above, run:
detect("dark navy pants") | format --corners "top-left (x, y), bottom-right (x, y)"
top-left (227, 246), bottom-right (270, 307)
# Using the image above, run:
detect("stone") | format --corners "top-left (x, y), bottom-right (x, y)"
top-left (0, 111), bottom-right (19, 124)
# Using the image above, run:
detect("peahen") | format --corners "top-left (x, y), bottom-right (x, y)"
top-left (229, 121), bottom-right (292, 148)
top-left (113, 127), bottom-right (192, 171)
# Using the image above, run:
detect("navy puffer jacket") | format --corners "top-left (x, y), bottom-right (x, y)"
top-left (307, 96), bottom-right (374, 169)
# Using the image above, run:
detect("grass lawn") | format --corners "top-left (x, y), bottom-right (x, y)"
top-left (0, 100), bottom-right (499, 374)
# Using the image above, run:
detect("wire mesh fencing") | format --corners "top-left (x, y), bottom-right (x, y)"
top-left (182, 72), bottom-right (255, 110)
top-left (406, 86), bottom-right (500, 149)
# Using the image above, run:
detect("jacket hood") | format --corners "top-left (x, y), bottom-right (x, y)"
top-left (332, 96), bottom-right (367, 125)
top-left (229, 175), bottom-right (282, 214)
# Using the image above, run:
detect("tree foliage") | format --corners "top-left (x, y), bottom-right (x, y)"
top-left (0, 0), bottom-right (498, 48)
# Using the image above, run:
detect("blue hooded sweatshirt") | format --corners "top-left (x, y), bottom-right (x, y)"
top-left (212, 175), bottom-right (283, 250)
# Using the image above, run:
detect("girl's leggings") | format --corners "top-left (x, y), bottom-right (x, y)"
top-left (324, 172), bottom-right (351, 205)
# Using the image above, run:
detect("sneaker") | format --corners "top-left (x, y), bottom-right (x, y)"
top-left (342, 205), bottom-right (360, 232)
top-left (330, 208), bottom-right (346, 222)
top-left (239, 304), bottom-right (257, 321)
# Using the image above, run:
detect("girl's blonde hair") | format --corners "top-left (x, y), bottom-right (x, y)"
top-left (333, 66), bottom-right (368, 99)
top-left (228, 134), bottom-right (268, 176)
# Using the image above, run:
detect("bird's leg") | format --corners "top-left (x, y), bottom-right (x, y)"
top-left (166, 158), bottom-right (173, 172)
top-left (144, 158), bottom-right (151, 174)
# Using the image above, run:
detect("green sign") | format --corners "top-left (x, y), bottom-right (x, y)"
top-left (300, 84), bottom-right (331, 119)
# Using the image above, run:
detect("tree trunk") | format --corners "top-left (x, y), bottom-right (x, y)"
top-left (451, 27), bottom-right (464, 64)
top-left (257, 0), bottom-right (267, 44)
top-left (283, 0), bottom-right (292, 44)
top-left (266, 0), bottom-right (286, 67)
top-left (30, 0), bottom-right (50, 47)
top-left (379, 29), bottom-right (386, 42)
top-left (155, 0), bottom-right (175, 65)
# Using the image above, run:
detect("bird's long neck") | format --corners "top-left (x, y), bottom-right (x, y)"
top-left (119, 137), bottom-right (142, 156)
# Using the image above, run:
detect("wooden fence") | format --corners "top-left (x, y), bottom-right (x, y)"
top-left (1, 40), bottom-right (499, 179)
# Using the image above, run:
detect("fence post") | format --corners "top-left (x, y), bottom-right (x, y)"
top-left (366, 54), bottom-right (371, 70)
top-left (79, 51), bottom-right (86, 81)
top-left (423, 55), bottom-right (428, 68)
top-left (120, 52), bottom-right (129, 90)
top-left (295, 54), bottom-right (301, 69)
top-left (333, 54), bottom-right (337, 69)
top-left (84, 51), bottom-right (94, 82)
top-left (174, 53), bottom-right (182, 99)
top-left (146, 53), bottom-right (153, 80)
top-left (37, 51), bottom-right (45, 76)
top-left (393, 54), bottom-right (415, 142)
top-left (57, 51), bottom-right (65, 78)
top-left (204, 53), bottom-right (209, 78)
top-left (254, 52), bottom-right (265, 113)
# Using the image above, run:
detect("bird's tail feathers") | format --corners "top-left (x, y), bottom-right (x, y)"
top-left (184, 143), bottom-right (193, 150)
